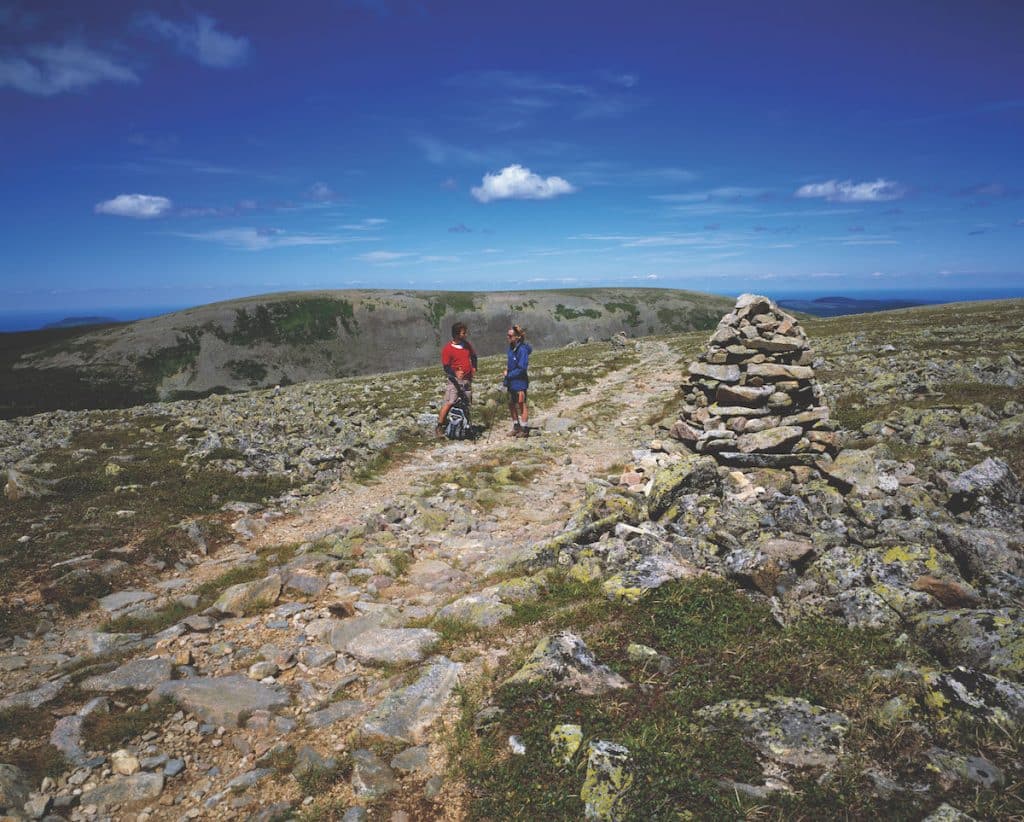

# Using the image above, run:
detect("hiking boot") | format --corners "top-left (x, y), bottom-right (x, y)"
top-left (508, 423), bottom-right (521, 437)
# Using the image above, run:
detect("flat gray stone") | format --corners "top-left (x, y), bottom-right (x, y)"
top-left (79, 772), bottom-right (164, 809)
top-left (390, 746), bottom-right (430, 773)
top-left (361, 656), bottom-right (462, 744)
top-left (746, 363), bottom-right (814, 381)
top-left (98, 590), bottom-right (156, 613)
top-left (689, 362), bottom-right (741, 383)
top-left (81, 658), bottom-right (173, 693)
top-left (83, 631), bottom-right (145, 655)
top-left (350, 749), bottom-right (397, 800)
top-left (0, 676), bottom-right (69, 711)
top-left (328, 612), bottom-right (399, 652)
top-left (150, 675), bottom-right (290, 728)
top-left (345, 628), bottom-right (439, 665)
top-left (307, 700), bottom-right (368, 728)
top-left (819, 449), bottom-right (879, 495)
top-left (736, 425), bottom-right (803, 454)
top-left (50, 715), bottom-right (88, 765)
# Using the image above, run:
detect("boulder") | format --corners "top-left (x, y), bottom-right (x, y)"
top-left (361, 656), bottom-right (462, 744)
top-left (210, 573), bottom-right (282, 617)
top-left (150, 674), bottom-right (290, 728)
top-left (506, 632), bottom-right (630, 696)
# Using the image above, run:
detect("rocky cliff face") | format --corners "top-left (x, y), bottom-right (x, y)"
top-left (0, 298), bottom-right (1022, 820)
top-left (7, 288), bottom-right (733, 412)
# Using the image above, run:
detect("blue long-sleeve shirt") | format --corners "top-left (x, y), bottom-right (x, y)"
top-left (506, 342), bottom-right (531, 391)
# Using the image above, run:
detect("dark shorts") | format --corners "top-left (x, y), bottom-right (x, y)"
top-left (508, 387), bottom-right (527, 401)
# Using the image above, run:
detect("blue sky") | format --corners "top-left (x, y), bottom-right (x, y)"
top-left (1, 0), bottom-right (1023, 311)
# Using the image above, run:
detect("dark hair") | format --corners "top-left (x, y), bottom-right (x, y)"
top-left (509, 324), bottom-right (526, 342)
top-left (452, 322), bottom-right (467, 339)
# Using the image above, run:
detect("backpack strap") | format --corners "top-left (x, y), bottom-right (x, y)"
top-left (446, 372), bottom-right (470, 405)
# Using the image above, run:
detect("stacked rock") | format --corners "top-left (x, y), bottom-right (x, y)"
top-left (671, 294), bottom-right (840, 468)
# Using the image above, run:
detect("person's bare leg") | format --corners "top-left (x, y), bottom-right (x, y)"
top-left (438, 402), bottom-right (453, 435)
top-left (508, 397), bottom-right (521, 435)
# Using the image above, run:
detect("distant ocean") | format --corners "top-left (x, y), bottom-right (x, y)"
top-left (0, 306), bottom-right (185, 333)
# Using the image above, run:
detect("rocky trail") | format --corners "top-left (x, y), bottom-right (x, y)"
top-left (2, 299), bottom-right (1024, 821)
top-left (0, 339), bottom-right (692, 821)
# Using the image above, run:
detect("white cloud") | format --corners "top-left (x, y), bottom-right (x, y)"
top-left (358, 250), bottom-right (414, 263)
top-left (471, 164), bottom-right (575, 203)
top-left (308, 182), bottom-right (336, 202)
top-left (95, 194), bottom-right (172, 219)
top-left (138, 13), bottom-right (249, 68)
top-left (179, 228), bottom-right (341, 250)
top-left (341, 218), bottom-right (387, 230)
top-left (795, 178), bottom-right (905, 203)
top-left (0, 42), bottom-right (138, 96)
top-left (871, 271), bottom-right (886, 278)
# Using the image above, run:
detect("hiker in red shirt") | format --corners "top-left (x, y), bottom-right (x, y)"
top-left (437, 322), bottom-right (477, 436)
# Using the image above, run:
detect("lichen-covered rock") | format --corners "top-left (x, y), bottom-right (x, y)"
top-left (79, 772), bottom-right (165, 810)
top-left (210, 573), bottom-right (282, 617)
top-left (819, 449), bottom-right (879, 495)
top-left (914, 608), bottom-right (1024, 679)
top-left (697, 696), bottom-right (849, 768)
top-left (602, 555), bottom-right (702, 602)
top-left (946, 457), bottom-right (1023, 528)
top-left (580, 740), bottom-right (633, 821)
top-left (924, 746), bottom-right (1004, 789)
top-left (437, 594), bottom-right (513, 628)
top-left (506, 632), bottom-right (630, 695)
top-left (550, 724), bottom-right (583, 765)
top-left (937, 525), bottom-right (1024, 605)
top-left (920, 666), bottom-right (1024, 730)
top-left (646, 455), bottom-right (720, 518)
top-left (922, 803), bottom-right (978, 822)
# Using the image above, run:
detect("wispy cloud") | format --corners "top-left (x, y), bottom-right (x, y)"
top-left (358, 250), bottom-right (415, 263)
top-left (471, 164), bottom-right (576, 203)
top-left (653, 186), bottom-right (766, 203)
top-left (0, 42), bottom-right (138, 96)
top-left (448, 223), bottom-right (473, 233)
top-left (95, 194), bottom-right (172, 219)
top-left (308, 182), bottom-right (337, 202)
top-left (795, 178), bottom-right (906, 203)
top-left (411, 135), bottom-right (488, 166)
top-left (137, 13), bottom-right (249, 68)
top-left (340, 218), bottom-right (387, 230)
top-left (180, 228), bottom-right (341, 250)
top-left (956, 182), bottom-right (1018, 199)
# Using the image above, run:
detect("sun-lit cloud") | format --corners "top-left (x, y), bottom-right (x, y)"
top-left (179, 227), bottom-right (341, 250)
top-left (94, 194), bottom-right (172, 219)
top-left (795, 178), bottom-right (905, 203)
top-left (0, 42), bottom-right (138, 96)
top-left (471, 164), bottom-right (575, 203)
top-left (137, 13), bottom-right (249, 68)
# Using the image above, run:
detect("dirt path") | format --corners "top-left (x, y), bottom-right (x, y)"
top-left (252, 338), bottom-right (684, 556)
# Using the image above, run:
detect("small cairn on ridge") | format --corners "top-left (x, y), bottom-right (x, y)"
top-left (670, 294), bottom-right (840, 467)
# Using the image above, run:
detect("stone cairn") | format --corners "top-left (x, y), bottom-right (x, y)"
top-left (670, 293), bottom-right (840, 467)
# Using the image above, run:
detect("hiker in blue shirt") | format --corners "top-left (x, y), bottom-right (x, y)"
top-left (503, 325), bottom-right (532, 438)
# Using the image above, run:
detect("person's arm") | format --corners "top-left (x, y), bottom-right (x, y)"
top-left (508, 346), bottom-right (528, 379)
